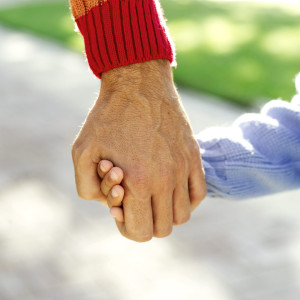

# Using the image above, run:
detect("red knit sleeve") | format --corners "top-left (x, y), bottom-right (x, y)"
top-left (70, 0), bottom-right (176, 79)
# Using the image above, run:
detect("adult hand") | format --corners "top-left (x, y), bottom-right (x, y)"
top-left (72, 59), bottom-right (206, 242)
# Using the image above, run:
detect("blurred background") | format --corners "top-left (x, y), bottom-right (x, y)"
top-left (1, 0), bottom-right (300, 299)
top-left (1, 0), bottom-right (300, 105)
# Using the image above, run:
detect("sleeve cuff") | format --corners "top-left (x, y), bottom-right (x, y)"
top-left (72, 0), bottom-right (176, 78)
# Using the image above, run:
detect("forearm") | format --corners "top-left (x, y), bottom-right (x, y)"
top-left (70, 0), bottom-right (176, 78)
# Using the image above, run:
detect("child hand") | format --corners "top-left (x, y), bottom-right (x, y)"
top-left (98, 160), bottom-right (125, 222)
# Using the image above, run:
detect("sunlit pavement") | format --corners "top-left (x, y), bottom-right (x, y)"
top-left (1, 26), bottom-right (300, 300)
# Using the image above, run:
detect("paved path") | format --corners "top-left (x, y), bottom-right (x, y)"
top-left (1, 27), bottom-right (300, 300)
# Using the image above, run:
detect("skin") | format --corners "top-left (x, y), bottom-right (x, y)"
top-left (98, 160), bottom-right (125, 221)
top-left (72, 59), bottom-right (207, 242)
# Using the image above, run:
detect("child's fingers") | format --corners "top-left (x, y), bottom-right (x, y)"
top-left (97, 160), bottom-right (125, 222)
top-left (100, 167), bottom-right (124, 196)
top-left (107, 185), bottom-right (124, 207)
top-left (110, 207), bottom-right (124, 223)
top-left (98, 160), bottom-right (114, 179)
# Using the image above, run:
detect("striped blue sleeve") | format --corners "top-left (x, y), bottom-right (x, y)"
top-left (196, 75), bottom-right (300, 199)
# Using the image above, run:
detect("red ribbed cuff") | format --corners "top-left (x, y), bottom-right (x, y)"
top-left (75, 0), bottom-right (176, 78)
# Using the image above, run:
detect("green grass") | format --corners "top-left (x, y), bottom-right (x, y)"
top-left (0, 1), bottom-right (84, 51)
top-left (1, 1), bottom-right (300, 106)
top-left (165, 0), bottom-right (300, 105)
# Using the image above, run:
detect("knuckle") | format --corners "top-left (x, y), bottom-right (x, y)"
top-left (158, 163), bottom-right (176, 185)
top-left (72, 145), bottom-right (86, 161)
top-left (76, 147), bottom-right (94, 168)
top-left (159, 164), bottom-right (173, 179)
top-left (71, 141), bottom-right (81, 160)
top-left (79, 146), bottom-right (94, 158)
top-left (131, 170), bottom-right (149, 190)
top-left (176, 158), bottom-right (186, 172)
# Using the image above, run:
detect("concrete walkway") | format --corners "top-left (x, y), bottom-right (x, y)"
top-left (1, 26), bottom-right (300, 300)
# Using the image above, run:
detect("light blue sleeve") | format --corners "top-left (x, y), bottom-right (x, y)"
top-left (196, 76), bottom-right (300, 199)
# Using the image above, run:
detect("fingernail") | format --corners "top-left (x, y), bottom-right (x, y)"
top-left (110, 171), bottom-right (118, 181)
top-left (110, 209), bottom-right (117, 218)
top-left (100, 161), bottom-right (109, 172)
top-left (111, 187), bottom-right (119, 198)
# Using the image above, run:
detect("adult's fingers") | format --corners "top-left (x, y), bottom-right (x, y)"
top-left (72, 147), bottom-right (104, 202)
top-left (189, 155), bottom-right (207, 211)
top-left (151, 191), bottom-right (173, 238)
top-left (173, 181), bottom-right (191, 225)
top-left (116, 177), bottom-right (153, 242)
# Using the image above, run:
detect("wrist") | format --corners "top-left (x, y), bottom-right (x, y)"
top-left (101, 59), bottom-right (176, 95)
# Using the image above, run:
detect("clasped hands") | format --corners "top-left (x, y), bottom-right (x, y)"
top-left (72, 60), bottom-right (206, 242)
